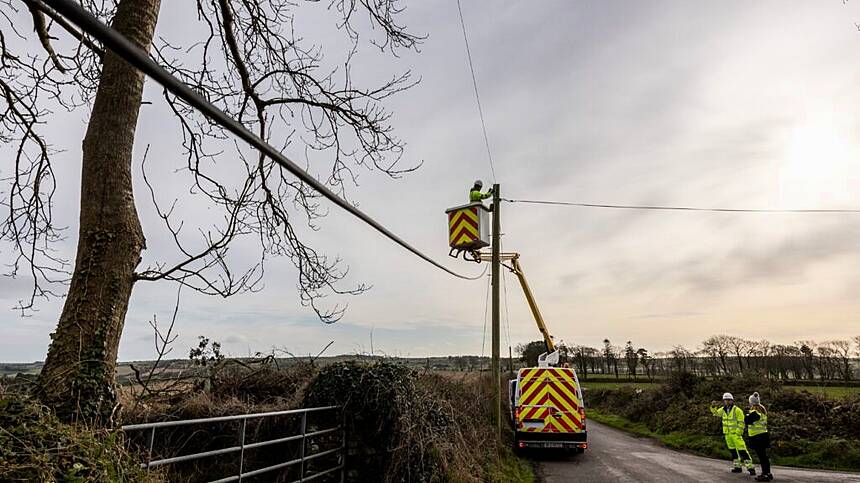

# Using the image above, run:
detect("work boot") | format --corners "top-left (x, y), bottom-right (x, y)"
top-left (731, 467), bottom-right (743, 473)
top-left (748, 468), bottom-right (757, 476)
top-left (754, 474), bottom-right (770, 482)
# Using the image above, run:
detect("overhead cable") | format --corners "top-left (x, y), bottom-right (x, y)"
top-left (42, 0), bottom-right (485, 281)
top-left (480, 271), bottom-right (490, 362)
top-left (500, 239), bottom-right (512, 360)
top-left (455, 0), bottom-right (497, 182)
top-left (503, 198), bottom-right (860, 213)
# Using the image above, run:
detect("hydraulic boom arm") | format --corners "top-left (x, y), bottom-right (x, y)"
top-left (478, 252), bottom-right (555, 353)
top-left (510, 256), bottom-right (555, 353)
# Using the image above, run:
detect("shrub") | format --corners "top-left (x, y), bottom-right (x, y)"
top-left (303, 361), bottom-right (522, 483)
top-left (0, 395), bottom-right (152, 482)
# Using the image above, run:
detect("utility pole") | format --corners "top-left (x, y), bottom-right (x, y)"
top-left (491, 183), bottom-right (501, 437)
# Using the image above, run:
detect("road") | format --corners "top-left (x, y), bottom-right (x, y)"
top-left (538, 421), bottom-right (860, 483)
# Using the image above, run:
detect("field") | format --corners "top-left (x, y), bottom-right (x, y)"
top-left (788, 385), bottom-right (860, 399)
top-left (579, 380), bottom-right (860, 400)
top-left (580, 381), bottom-right (656, 391)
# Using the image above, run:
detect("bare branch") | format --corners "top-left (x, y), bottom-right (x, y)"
top-left (23, 0), bottom-right (66, 72)
top-left (3, 0), bottom-right (421, 322)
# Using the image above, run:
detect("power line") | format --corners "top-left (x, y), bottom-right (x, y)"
top-left (500, 239), bottom-right (512, 360)
top-left (501, 260), bottom-right (512, 362)
top-left (503, 198), bottom-right (860, 213)
top-left (42, 0), bottom-right (486, 281)
top-left (455, 0), bottom-right (497, 182)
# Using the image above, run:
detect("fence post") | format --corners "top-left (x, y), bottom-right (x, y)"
top-left (238, 418), bottom-right (247, 482)
top-left (299, 411), bottom-right (307, 481)
top-left (340, 409), bottom-right (347, 483)
top-left (147, 427), bottom-right (156, 470)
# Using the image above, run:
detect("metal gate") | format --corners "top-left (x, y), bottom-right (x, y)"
top-left (122, 406), bottom-right (344, 482)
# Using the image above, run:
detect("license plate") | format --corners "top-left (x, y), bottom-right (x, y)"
top-left (544, 442), bottom-right (563, 448)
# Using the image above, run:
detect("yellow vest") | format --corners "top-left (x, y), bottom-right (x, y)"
top-left (748, 408), bottom-right (768, 437)
top-left (711, 404), bottom-right (745, 435)
top-left (470, 189), bottom-right (491, 202)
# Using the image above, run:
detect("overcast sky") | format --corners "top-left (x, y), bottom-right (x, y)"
top-left (2, 1), bottom-right (860, 362)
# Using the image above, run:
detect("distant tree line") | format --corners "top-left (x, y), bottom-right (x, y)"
top-left (517, 335), bottom-right (860, 381)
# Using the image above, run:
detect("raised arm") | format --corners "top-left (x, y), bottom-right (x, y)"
top-left (709, 401), bottom-right (722, 417)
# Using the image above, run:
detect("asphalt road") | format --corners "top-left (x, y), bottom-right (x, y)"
top-left (537, 421), bottom-right (860, 483)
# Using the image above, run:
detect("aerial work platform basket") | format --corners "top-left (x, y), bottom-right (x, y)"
top-left (445, 202), bottom-right (490, 254)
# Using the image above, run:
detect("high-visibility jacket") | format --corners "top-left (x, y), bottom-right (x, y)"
top-left (710, 404), bottom-right (746, 436)
top-left (747, 408), bottom-right (768, 437)
top-left (470, 189), bottom-right (491, 202)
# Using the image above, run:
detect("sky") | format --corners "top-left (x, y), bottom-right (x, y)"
top-left (2, 1), bottom-right (860, 362)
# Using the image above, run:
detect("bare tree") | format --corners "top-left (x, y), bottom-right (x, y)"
top-left (1, 0), bottom-right (422, 423)
top-left (624, 341), bottom-right (638, 379)
top-left (701, 335), bottom-right (731, 375)
top-left (829, 340), bottom-right (853, 381)
top-left (636, 347), bottom-right (653, 381)
top-left (770, 344), bottom-right (794, 380)
top-left (745, 339), bottom-right (770, 377)
top-left (816, 343), bottom-right (838, 380)
top-left (572, 345), bottom-right (597, 380)
top-left (602, 339), bottom-right (620, 378)
top-left (669, 345), bottom-right (692, 374)
top-left (725, 336), bottom-right (749, 375)
top-left (797, 341), bottom-right (817, 380)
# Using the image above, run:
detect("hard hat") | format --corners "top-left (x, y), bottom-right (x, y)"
top-left (474, 179), bottom-right (483, 188)
top-left (722, 392), bottom-right (734, 400)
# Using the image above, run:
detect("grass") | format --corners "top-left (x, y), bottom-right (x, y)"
top-left (581, 381), bottom-right (657, 391)
top-left (580, 381), bottom-right (860, 399)
top-left (488, 450), bottom-right (536, 483)
top-left (787, 385), bottom-right (859, 399)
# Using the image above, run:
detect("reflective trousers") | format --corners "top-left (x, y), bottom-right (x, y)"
top-left (725, 434), bottom-right (754, 469)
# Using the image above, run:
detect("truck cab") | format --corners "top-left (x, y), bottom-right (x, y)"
top-left (509, 365), bottom-right (587, 452)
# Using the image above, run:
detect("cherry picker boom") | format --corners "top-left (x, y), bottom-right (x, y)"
top-left (476, 252), bottom-right (559, 366)
top-left (446, 198), bottom-right (586, 451)
top-left (475, 250), bottom-right (587, 451)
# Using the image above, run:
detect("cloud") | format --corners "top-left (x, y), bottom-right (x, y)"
top-left (631, 311), bottom-right (702, 320)
top-left (2, 1), bottom-right (860, 361)
top-left (682, 221), bottom-right (860, 293)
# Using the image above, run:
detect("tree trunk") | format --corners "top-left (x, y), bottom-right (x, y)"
top-left (38, 0), bottom-right (161, 424)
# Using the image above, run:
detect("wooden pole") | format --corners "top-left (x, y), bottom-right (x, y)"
top-left (491, 183), bottom-right (501, 436)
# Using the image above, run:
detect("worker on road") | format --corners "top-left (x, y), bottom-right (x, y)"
top-left (746, 392), bottom-right (772, 481)
top-left (469, 179), bottom-right (493, 202)
top-left (710, 392), bottom-right (755, 475)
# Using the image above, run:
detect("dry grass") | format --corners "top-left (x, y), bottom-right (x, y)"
top-left (302, 361), bottom-right (530, 482)
top-left (118, 359), bottom-right (532, 482)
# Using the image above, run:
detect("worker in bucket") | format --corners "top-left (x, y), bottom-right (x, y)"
top-left (710, 392), bottom-right (756, 475)
top-left (746, 392), bottom-right (772, 481)
top-left (469, 179), bottom-right (493, 202)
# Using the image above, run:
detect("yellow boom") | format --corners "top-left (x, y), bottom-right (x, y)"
top-left (509, 255), bottom-right (555, 353)
top-left (478, 252), bottom-right (555, 353)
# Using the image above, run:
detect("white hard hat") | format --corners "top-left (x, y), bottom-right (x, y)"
top-left (722, 392), bottom-right (734, 400)
top-left (474, 179), bottom-right (483, 188)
